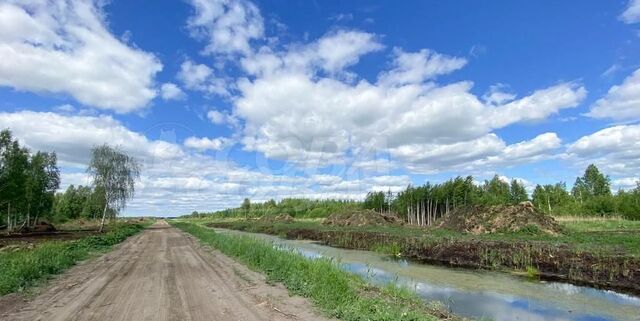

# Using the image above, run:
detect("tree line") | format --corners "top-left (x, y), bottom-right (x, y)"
top-left (190, 198), bottom-right (361, 219)
top-left (0, 130), bottom-right (60, 231)
top-left (364, 164), bottom-right (639, 221)
top-left (1, 129), bottom-right (141, 232)
top-left (194, 164), bottom-right (639, 222)
top-left (531, 164), bottom-right (639, 219)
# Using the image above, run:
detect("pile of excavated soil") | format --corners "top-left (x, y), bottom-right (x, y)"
top-left (438, 201), bottom-right (562, 235)
top-left (19, 219), bottom-right (57, 233)
top-left (323, 209), bottom-right (403, 227)
top-left (33, 219), bottom-right (57, 232)
top-left (257, 213), bottom-right (294, 224)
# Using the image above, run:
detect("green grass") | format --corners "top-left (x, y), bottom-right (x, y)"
top-left (525, 266), bottom-right (540, 279)
top-left (171, 221), bottom-right (456, 321)
top-left (0, 223), bottom-right (146, 295)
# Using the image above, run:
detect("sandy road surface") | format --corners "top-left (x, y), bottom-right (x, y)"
top-left (0, 221), bottom-right (330, 321)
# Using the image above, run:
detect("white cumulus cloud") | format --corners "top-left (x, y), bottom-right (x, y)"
top-left (235, 57), bottom-right (585, 171)
top-left (377, 48), bottom-right (467, 86)
top-left (240, 30), bottom-right (383, 78)
top-left (587, 68), bottom-right (640, 121)
top-left (184, 136), bottom-right (230, 151)
top-left (186, 0), bottom-right (264, 56)
top-left (567, 124), bottom-right (640, 176)
top-left (184, 0), bottom-right (586, 175)
top-left (0, 0), bottom-right (162, 113)
top-left (0, 110), bottom-right (183, 167)
top-left (160, 83), bottom-right (186, 100)
top-left (314, 30), bottom-right (384, 73)
top-left (621, 0), bottom-right (640, 24)
top-left (178, 59), bottom-right (229, 96)
top-left (207, 110), bottom-right (227, 124)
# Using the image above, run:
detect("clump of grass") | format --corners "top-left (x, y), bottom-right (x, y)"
top-left (515, 224), bottom-right (542, 235)
top-left (0, 223), bottom-right (145, 295)
top-left (172, 221), bottom-right (454, 321)
top-left (372, 242), bottom-right (403, 257)
top-left (526, 266), bottom-right (540, 279)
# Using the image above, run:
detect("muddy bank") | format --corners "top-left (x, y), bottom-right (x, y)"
top-left (208, 222), bottom-right (640, 295)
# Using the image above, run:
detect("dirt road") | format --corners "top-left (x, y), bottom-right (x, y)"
top-left (0, 221), bottom-right (330, 321)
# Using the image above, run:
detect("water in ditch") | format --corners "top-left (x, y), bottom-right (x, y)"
top-left (214, 228), bottom-right (640, 321)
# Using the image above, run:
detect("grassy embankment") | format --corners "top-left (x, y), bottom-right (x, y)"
top-left (0, 222), bottom-right (147, 295)
top-left (207, 218), bottom-right (640, 294)
top-left (171, 221), bottom-right (460, 321)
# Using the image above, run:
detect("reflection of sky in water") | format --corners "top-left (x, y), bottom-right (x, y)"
top-left (545, 282), bottom-right (640, 307)
top-left (340, 261), bottom-right (618, 321)
top-left (220, 229), bottom-right (640, 321)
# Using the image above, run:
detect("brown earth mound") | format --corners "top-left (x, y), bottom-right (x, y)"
top-left (19, 219), bottom-right (57, 233)
top-left (257, 213), bottom-right (294, 223)
top-left (438, 201), bottom-right (562, 235)
top-left (323, 209), bottom-right (403, 227)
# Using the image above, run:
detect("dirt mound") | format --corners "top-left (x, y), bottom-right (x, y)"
top-left (438, 201), bottom-right (562, 235)
top-left (32, 220), bottom-right (56, 232)
top-left (323, 209), bottom-right (403, 227)
top-left (20, 219), bottom-right (57, 233)
top-left (257, 214), bottom-right (294, 224)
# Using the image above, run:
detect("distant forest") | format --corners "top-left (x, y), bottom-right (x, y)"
top-left (194, 164), bottom-right (640, 221)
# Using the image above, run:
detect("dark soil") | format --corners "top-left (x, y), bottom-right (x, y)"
top-left (323, 209), bottom-right (403, 227)
top-left (0, 230), bottom-right (99, 249)
top-left (22, 219), bottom-right (57, 233)
top-left (209, 222), bottom-right (640, 295)
top-left (438, 202), bottom-right (562, 235)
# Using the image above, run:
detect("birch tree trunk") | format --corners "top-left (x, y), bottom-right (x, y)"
top-left (99, 197), bottom-right (109, 233)
top-left (26, 203), bottom-right (30, 229)
top-left (7, 202), bottom-right (11, 232)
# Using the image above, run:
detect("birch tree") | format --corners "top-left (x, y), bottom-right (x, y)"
top-left (87, 144), bottom-right (140, 232)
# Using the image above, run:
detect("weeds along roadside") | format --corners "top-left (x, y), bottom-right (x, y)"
top-left (170, 221), bottom-right (459, 321)
top-left (0, 222), bottom-right (147, 295)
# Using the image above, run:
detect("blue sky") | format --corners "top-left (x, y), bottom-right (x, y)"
top-left (1, 0), bottom-right (640, 216)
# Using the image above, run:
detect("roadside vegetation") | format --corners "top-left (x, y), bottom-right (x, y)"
top-left (0, 222), bottom-right (146, 295)
top-left (172, 221), bottom-right (459, 321)
top-left (1, 129), bottom-right (147, 295)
